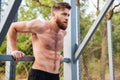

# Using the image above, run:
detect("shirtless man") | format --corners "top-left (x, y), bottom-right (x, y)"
top-left (7, 2), bottom-right (71, 80)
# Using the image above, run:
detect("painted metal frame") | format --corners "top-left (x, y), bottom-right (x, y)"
top-left (63, 0), bottom-right (78, 80)
top-left (0, 0), bottom-right (116, 80)
top-left (107, 20), bottom-right (114, 80)
top-left (0, 54), bottom-right (35, 61)
top-left (74, 0), bottom-right (115, 61)
top-left (0, 0), bottom-right (2, 21)
top-left (0, 0), bottom-right (22, 80)
top-left (0, 0), bottom-right (22, 46)
top-left (64, 0), bottom-right (114, 80)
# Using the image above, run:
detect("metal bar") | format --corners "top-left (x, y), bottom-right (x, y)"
top-left (74, 0), bottom-right (114, 61)
top-left (107, 20), bottom-right (115, 80)
top-left (0, 54), bottom-right (35, 61)
top-left (5, 61), bottom-right (16, 80)
top-left (64, 0), bottom-right (78, 80)
top-left (6, 42), bottom-right (16, 80)
top-left (0, 0), bottom-right (1, 21)
top-left (0, 0), bottom-right (22, 46)
top-left (76, 4), bottom-right (81, 80)
top-left (5, 3), bottom-right (19, 80)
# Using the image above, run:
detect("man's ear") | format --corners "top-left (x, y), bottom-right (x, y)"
top-left (51, 11), bottom-right (56, 17)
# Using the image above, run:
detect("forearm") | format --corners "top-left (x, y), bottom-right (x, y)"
top-left (7, 24), bottom-right (18, 51)
top-left (7, 26), bottom-right (25, 61)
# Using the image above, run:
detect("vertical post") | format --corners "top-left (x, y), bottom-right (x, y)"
top-left (76, 1), bottom-right (81, 80)
top-left (107, 20), bottom-right (114, 80)
top-left (5, 0), bottom-right (19, 79)
top-left (64, 0), bottom-right (78, 80)
top-left (5, 14), bottom-right (18, 80)
top-left (5, 13), bottom-right (18, 80)
top-left (0, 0), bottom-right (2, 22)
top-left (5, 40), bottom-right (16, 80)
top-left (5, 59), bottom-right (16, 80)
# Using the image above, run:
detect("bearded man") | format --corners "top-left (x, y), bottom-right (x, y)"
top-left (7, 2), bottom-right (71, 80)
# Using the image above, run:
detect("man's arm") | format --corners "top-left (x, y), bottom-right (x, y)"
top-left (7, 21), bottom-right (30, 61)
top-left (7, 19), bottom-right (45, 61)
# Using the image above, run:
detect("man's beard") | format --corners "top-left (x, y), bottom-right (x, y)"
top-left (56, 18), bottom-right (67, 30)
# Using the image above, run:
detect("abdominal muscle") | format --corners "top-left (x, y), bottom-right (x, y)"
top-left (32, 50), bottom-right (61, 74)
top-left (31, 29), bottom-right (64, 74)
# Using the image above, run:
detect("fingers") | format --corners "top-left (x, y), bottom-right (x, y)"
top-left (60, 55), bottom-right (64, 63)
top-left (11, 50), bottom-right (25, 61)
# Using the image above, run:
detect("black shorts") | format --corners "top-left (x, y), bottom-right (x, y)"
top-left (28, 68), bottom-right (59, 80)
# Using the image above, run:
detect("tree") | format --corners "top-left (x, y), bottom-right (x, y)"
top-left (80, 0), bottom-right (120, 80)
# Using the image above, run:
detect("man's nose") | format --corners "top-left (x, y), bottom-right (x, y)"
top-left (65, 16), bottom-right (69, 21)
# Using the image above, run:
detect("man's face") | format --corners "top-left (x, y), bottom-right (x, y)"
top-left (54, 8), bottom-right (70, 30)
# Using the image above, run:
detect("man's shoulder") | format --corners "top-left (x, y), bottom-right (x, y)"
top-left (32, 20), bottom-right (50, 32)
top-left (29, 19), bottom-right (42, 24)
top-left (29, 19), bottom-right (48, 27)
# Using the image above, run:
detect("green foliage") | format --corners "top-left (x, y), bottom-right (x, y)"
top-left (111, 9), bottom-right (120, 54)
top-left (112, 26), bottom-right (120, 53)
top-left (16, 62), bottom-right (33, 74)
top-left (80, 15), bottom-right (93, 40)
top-left (80, 1), bottom-right (120, 79)
top-left (16, 33), bottom-right (33, 73)
top-left (80, 0), bottom-right (88, 14)
top-left (19, 0), bottom-right (63, 21)
top-left (19, 0), bottom-right (38, 20)
top-left (0, 0), bottom-right (120, 79)
top-left (17, 33), bottom-right (33, 55)
top-left (0, 40), bottom-right (6, 54)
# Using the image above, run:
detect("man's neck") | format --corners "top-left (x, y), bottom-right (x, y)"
top-left (49, 19), bottom-right (60, 33)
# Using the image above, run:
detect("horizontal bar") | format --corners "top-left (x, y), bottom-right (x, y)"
top-left (0, 54), bottom-right (34, 61)
top-left (74, 0), bottom-right (114, 61)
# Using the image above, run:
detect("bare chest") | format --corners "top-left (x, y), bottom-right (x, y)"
top-left (36, 32), bottom-right (64, 51)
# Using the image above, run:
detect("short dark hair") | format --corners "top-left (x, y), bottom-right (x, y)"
top-left (51, 2), bottom-right (71, 12)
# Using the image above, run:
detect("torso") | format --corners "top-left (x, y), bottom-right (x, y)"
top-left (31, 21), bottom-right (66, 74)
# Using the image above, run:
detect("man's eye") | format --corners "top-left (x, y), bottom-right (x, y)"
top-left (62, 14), bottom-right (65, 15)
top-left (62, 13), bottom-right (67, 16)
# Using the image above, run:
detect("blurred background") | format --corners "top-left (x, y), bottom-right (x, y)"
top-left (0, 0), bottom-right (120, 80)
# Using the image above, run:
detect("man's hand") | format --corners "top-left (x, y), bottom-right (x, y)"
top-left (60, 55), bottom-right (64, 63)
top-left (60, 55), bottom-right (71, 63)
top-left (11, 50), bottom-right (25, 61)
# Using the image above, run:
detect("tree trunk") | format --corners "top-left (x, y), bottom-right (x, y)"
top-left (100, 21), bottom-right (107, 80)
top-left (82, 55), bottom-right (92, 80)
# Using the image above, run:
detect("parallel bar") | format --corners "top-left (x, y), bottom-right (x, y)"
top-left (20, 55), bottom-right (35, 61)
top-left (107, 20), bottom-right (115, 80)
top-left (0, 0), bottom-right (22, 46)
top-left (0, 54), bottom-right (14, 61)
top-left (74, 0), bottom-right (114, 61)
top-left (0, 54), bottom-right (35, 61)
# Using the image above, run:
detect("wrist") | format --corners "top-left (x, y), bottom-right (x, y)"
top-left (10, 50), bottom-right (18, 54)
